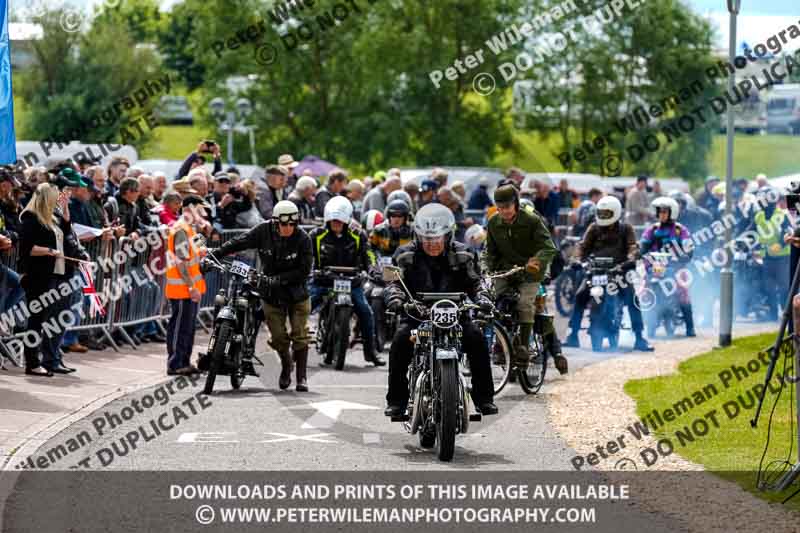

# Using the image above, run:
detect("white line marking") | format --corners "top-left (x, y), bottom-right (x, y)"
top-left (362, 433), bottom-right (381, 444)
top-left (26, 391), bottom-right (81, 398)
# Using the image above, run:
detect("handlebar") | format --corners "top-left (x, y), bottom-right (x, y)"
top-left (487, 266), bottom-right (525, 279)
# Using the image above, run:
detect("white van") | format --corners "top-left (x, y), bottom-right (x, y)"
top-left (767, 84), bottom-right (800, 135)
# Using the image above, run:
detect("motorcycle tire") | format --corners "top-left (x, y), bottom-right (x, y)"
top-left (519, 340), bottom-right (547, 395)
top-left (436, 359), bottom-right (459, 462)
top-left (554, 273), bottom-right (576, 318)
top-left (333, 306), bottom-right (351, 371)
top-left (204, 322), bottom-right (232, 395)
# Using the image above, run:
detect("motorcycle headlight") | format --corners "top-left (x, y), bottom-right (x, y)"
top-left (235, 297), bottom-right (249, 309)
top-left (590, 286), bottom-right (604, 299)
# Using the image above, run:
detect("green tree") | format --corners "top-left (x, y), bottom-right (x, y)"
top-left (19, 8), bottom-right (162, 146)
top-left (514, 0), bottom-right (718, 180)
top-left (167, 0), bottom-right (524, 170)
top-left (92, 0), bottom-right (163, 43)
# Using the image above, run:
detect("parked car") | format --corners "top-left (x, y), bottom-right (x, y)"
top-left (155, 96), bottom-right (194, 125)
top-left (767, 84), bottom-right (800, 135)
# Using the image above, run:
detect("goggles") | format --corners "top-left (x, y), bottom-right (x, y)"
top-left (597, 209), bottom-right (615, 220)
top-left (275, 213), bottom-right (300, 224)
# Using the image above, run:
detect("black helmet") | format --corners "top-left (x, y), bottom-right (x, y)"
top-left (494, 184), bottom-right (519, 206)
top-left (385, 199), bottom-right (410, 219)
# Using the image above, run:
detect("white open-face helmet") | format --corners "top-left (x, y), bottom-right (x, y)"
top-left (595, 195), bottom-right (621, 226)
top-left (652, 196), bottom-right (679, 221)
top-left (323, 196), bottom-right (353, 224)
top-left (273, 200), bottom-right (299, 224)
top-left (465, 224), bottom-right (486, 246)
top-left (413, 203), bottom-right (454, 242)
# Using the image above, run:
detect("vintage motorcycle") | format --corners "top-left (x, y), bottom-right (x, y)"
top-left (583, 256), bottom-right (624, 352)
top-left (314, 266), bottom-right (362, 370)
top-left (200, 252), bottom-right (267, 395)
top-left (383, 265), bottom-right (482, 462)
top-left (642, 252), bottom-right (687, 338)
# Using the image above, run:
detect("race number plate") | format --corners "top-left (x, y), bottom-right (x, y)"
top-left (334, 279), bottom-right (352, 293)
top-left (379, 256), bottom-right (393, 267)
top-left (230, 260), bottom-right (251, 278)
top-left (431, 299), bottom-right (459, 328)
top-left (591, 274), bottom-right (608, 286)
top-left (435, 348), bottom-right (458, 360)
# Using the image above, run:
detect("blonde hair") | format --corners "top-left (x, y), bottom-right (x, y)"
top-left (240, 179), bottom-right (258, 202)
top-left (21, 183), bottom-right (59, 230)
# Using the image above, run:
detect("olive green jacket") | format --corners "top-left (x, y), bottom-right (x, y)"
top-left (482, 208), bottom-right (558, 282)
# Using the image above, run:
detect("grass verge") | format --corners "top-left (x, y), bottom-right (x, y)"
top-left (624, 332), bottom-right (800, 508)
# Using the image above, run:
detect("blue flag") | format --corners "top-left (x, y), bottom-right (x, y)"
top-left (0, 0), bottom-right (15, 165)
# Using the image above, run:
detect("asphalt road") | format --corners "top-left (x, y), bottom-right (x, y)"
top-left (17, 318), bottom-right (662, 472)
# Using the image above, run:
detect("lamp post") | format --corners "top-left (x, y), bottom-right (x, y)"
top-left (209, 97), bottom-right (257, 166)
top-left (719, 0), bottom-right (741, 347)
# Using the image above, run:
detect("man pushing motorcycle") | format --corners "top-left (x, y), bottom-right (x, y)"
top-left (211, 201), bottom-right (314, 391)
top-left (383, 203), bottom-right (498, 418)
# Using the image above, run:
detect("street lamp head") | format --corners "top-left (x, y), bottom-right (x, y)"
top-left (727, 0), bottom-right (741, 15)
top-left (209, 97), bottom-right (226, 121)
top-left (235, 98), bottom-right (252, 122)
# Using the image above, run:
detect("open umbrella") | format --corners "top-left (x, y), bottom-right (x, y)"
top-left (293, 155), bottom-right (339, 178)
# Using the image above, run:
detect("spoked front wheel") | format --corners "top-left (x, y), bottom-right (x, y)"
top-left (477, 319), bottom-right (512, 396)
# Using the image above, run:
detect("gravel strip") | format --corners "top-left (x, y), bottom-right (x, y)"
top-left (548, 324), bottom-right (799, 531)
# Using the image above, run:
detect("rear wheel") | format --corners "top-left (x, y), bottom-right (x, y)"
top-left (333, 306), bottom-right (351, 371)
top-left (204, 323), bottom-right (232, 395)
top-left (436, 359), bottom-right (459, 462)
top-left (519, 336), bottom-right (547, 394)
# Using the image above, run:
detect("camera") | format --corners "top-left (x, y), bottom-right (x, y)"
top-left (200, 140), bottom-right (217, 153)
top-left (785, 181), bottom-right (800, 213)
top-left (229, 186), bottom-right (243, 199)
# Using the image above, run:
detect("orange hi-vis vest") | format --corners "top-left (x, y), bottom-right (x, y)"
top-left (165, 220), bottom-right (207, 299)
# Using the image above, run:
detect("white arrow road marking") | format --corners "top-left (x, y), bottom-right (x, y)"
top-left (290, 400), bottom-right (380, 429)
top-left (258, 433), bottom-right (335, 444)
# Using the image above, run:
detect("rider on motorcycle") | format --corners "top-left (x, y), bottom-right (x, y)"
top-left (384, 203), bottom-right (498, 417)
top-left (369, 199), bottom-right (413, 258)
top-left (309, 196), bottom-right (386, 367)
top-left (640, 196), bottom-right (696, 337)
top-left (563, 196), bottom-right (654, 351)
top-left (211, 200), bottom-right (314, 391)
top-left (483, 185), bottom-right (564, 372)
